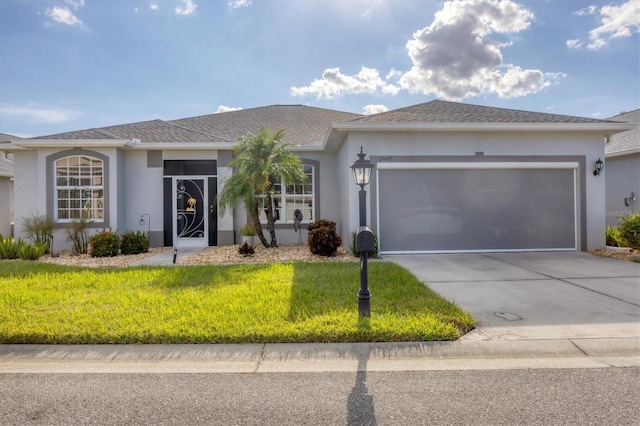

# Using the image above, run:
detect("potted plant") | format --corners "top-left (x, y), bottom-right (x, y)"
top-left (239, 223), bottom-right (256, 247)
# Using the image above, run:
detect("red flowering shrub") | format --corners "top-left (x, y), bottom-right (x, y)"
top-left (307, 219), bottom-right (342, 257)
top-left (89, 230), bottom-right (121, 257)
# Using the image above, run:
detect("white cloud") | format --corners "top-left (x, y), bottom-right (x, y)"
top-left (586, 0), bottom-right (640, 50)
top-left (215, 105), bottom-right (243, 113)
top-left (150, 3), bottom-right (159, 11)
top-left (362, 105), bottom-right (389, 115)
top-left (65, 0), bottom-right (85, 10)
top-left (291, 66), bottom-right (400, 99)
top-left (573, 5), bottom-right (598, 16)
top-left (0, 104), bottom-right (82, 124)
top-left (292, 0), bottom-right (553, 102)
top-left (566, 39), bottom-right (583, 49)
top-left (176, 0), bottom-right (197, 16)
top-left (228, 0), bottom-right (252, 8)
top-left (399, 0), bottom-right (548, 100)
top-left (46, 6), bottom-right (82, 26)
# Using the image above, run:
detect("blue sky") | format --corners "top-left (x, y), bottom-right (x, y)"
top-left (0, 0), bottom-right (638, 137)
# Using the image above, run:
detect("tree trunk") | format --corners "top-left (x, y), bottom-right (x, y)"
top-left (250, 205), bottom-right (270, 248)
top-left (265, 193), bottom-right (278, 247)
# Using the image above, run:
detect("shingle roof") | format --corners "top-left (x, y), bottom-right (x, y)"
top-left (605, 109), bottom-right (639, 155)
top-left (0, 133), bottom-right (17, 177)
top-left (352, 99), bottom-right (619, 124)
top-left (171, 105), bottom-right (363, 145)
top-left (35, 105), bottom-right (363, 145)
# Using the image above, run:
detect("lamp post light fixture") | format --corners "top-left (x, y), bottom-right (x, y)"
top-left (351, 146), bottom-right (375, 317)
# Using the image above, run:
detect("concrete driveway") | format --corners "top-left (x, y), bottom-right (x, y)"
top-left (384, 252), bottom-right (640, 341)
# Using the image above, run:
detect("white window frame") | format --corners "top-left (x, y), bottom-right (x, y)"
top-left (258, 164), bottom-right (315, 224)
top-left (54, 155), bottom-right (105, 222)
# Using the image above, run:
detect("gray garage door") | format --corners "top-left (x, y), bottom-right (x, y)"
top-left (377, 163), bottom-right (577, 253)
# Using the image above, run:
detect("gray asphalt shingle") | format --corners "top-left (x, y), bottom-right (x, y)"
top-left (606, 109), bottom-right (639, 155)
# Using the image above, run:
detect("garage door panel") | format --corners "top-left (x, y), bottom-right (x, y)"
top-left (378, 168), bottom-right (576, 253)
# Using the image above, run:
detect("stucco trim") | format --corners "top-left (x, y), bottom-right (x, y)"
top-left (45, 148), bottom-right (110, 229)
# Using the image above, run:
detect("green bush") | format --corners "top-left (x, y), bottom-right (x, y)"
top-left (350, 230), bottom-right (379, 257)
top-left (89, 230), bottom-right (121, 257)
top-left (21, 214), bottom-right (53, 254)
top-left (0, 236), bottom-right (23, 260)
top-left (67, 218), bottom-right (91, 255)
top-left (606, 226), bottom-right (626, 247)
top-left (18, 242), bottom-right (48, 261)
top-left (307, 219), bottom-right (342, 257)
top-left (619, 212), bottom-right (640, 249)
top-left (120, 231), bottom-right (150, 255)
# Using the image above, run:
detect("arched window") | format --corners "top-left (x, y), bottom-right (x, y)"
top-left (54, 155), bottom-right (104, 221)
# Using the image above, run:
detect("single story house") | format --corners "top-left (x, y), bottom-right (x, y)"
top-left (0, 133), bottom-right (16, 237)
top-left (1, 100), bottom-right (633, 254)
top-left (604, 109), bottom-right (639, 228)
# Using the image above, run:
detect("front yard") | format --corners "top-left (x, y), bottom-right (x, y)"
top-left (0, 260), bottom-right (474, 344)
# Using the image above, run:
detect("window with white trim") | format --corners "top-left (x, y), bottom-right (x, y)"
top-left (54, 155), bottom-right (104, 221)
top-left (258, 164), bottom-right (314, 223)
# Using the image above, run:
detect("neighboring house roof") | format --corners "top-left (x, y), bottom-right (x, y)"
top-left (605, 109), bottom-right (640, 157)
top-left (352, 100), bottom-right (619, 124)
top-left (34, 105), bottom-right (363, 146)
top-left (0, 133), bottom-right (16, 178)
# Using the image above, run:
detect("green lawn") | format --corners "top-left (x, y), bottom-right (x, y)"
top-left (0, 261), bottom-right (474, 344)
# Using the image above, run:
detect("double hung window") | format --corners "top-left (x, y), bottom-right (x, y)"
top-left (54, 155), bottom-right (104, 221)
top-left (258, 165), bottom-right (314, 223)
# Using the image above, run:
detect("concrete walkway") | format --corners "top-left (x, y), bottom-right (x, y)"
top-left (132, 247), bottom-right (205, 266)
top-left (1, 251), bottom-right (638, 373)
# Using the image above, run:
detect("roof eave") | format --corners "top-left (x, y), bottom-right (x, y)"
top-left (605, 147), bottom-right (640, 158)
top-left (131, 142), bottom-right (237, 150)
top-left (330, 122), bottom-right (635, 133)
top-left (6, 139), bottom-right (138, 149)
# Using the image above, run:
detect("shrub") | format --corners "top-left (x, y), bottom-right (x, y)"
top-left (606, 226), bottom-right (626, 247)
top-left (350, 230), bottom-right (379, 257)
top-left (238, 241), bottom-right (255, 257)
top-left (67, 218), bottom-right (91, 255)
top-left (308, 219), bottom-right (342, 257)
top-left (0, 236), bottom-right (23, 260)
top-left (619, 212), bottom-right (640, 249)
top-left (239, 224), bottom-right (257, 236)
top-left (89, 230), bottom-right (121, 257)
top-left (18, 242), bottom-right (48, 261)
top-left (121, 231), bottom-right (150, 255)
top-left (21, 214), bottom-right (53, 253)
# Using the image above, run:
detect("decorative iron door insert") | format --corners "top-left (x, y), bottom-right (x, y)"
top-left (174, 177), bottom-right (207, 247)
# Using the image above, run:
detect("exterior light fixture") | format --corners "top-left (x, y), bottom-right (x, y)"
top-left (593, 158), bottom-right (604, 176)
top-left (624, 192), bottom-right (636, 207)
top-left (350, 146), bottom-right (375, 317)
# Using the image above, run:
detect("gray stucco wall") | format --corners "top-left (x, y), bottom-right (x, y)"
top-left (605, 153), bottom-right (640, 227)
top-left (0, 177), bottom-right (11, 236)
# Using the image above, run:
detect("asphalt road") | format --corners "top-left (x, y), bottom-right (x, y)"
top-left (2, 368), bottom-right (638, 425)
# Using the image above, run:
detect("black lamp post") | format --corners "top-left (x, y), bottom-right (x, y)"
top-left (351, 146), bottom-right (374, 317)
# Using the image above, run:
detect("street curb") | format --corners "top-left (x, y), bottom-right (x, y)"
top-left (1, 338), bottom-right (638, 373)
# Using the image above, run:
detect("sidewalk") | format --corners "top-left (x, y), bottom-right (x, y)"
top-left (1, 338), bottom-right (638, 374)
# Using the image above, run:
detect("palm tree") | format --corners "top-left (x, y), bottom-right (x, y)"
top-left (218, 128), bottom-right (308, 248)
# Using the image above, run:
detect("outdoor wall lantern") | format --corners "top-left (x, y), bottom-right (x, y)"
top-left (593, 158), bottom-right (604, 176)
top-left (139, 213), bottom-right (151, 239)
top-left (350, 146), bottom-right (375, 317)
top-left (624, 192), bottom-right (636, 207)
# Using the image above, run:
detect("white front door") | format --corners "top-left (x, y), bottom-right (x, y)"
top-left (173, 177), bottom-right (208, 247)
